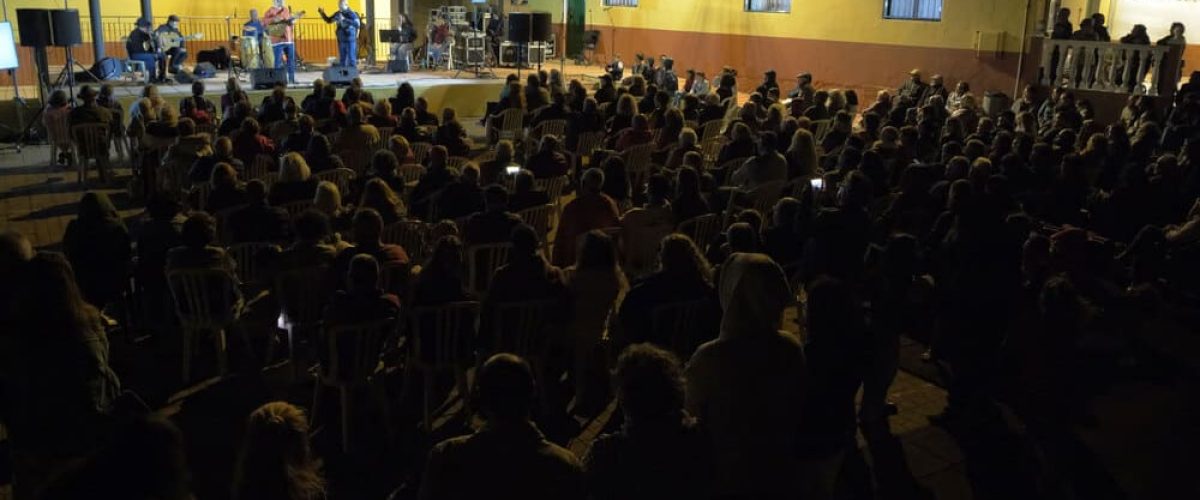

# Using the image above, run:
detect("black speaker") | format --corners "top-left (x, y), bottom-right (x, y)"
top-left (16, 9), bottom-right (52, 47)
top-left (323, 65), bottom-right (358, 86)
top-left (51, 9), bottom-right (82, 47)
top-left (251, 68), bottom-right (288, 89)
top-left (530, 12), bottom-right (552, 41)
top-left (174, 69), bottom-right (196, 84)
top-left (86, 57), bottom-right (122, 81)
top-left (506, 12), bottom-right (551, 43)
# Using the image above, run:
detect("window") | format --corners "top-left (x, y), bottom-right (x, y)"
top-left (603, 0), bottom-right (637, 6)
top-left (745, 0), bottom-right (790, 13)
top-left (884, 0), bottom-right (942, 21)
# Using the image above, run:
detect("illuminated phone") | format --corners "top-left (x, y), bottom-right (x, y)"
top-left (505, 166), bottom-right (520, 175)
top-left (810, 178), bottom-right (824, 191)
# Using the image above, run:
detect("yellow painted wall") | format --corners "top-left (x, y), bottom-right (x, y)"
top-left (545, 0), bottom-right (1035, 53)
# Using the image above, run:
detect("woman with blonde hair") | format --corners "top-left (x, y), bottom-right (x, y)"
top-left (358, 177), bottom-right (405, 224)
top-left (369, 99), bottom-right (398, 129)
top-left (269, 152), bottom-right (319, 205)
top-left (232, 402), bottom-right (325, 500)
top-left (785, 128), bottom-right (820, 180)
top-left (388, 135), bottom-right (415, 164)
top-left (313, 180), bottom-right (353, 236)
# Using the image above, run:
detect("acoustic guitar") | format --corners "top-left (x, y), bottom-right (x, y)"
top-left (159, 32), bottom-right (204, 52)
top-left (267, 10), bottom-right (307, 39)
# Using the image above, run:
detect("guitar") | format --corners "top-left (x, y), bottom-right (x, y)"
top-left (159, 32), bottom-right (203, 51)
top-left (267, 10), bottom-right (306, 39)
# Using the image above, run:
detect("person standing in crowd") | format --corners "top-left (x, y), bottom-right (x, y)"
top-left (685, 253), bottom-right (804, 498)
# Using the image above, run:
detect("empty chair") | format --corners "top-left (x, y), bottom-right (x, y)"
top-left (411, 142), bottom-right (433, 164)
top-left (493, 108), bottom-right (525, 142)
top-left (404, 302), bottom-right (480, 432)
top-left (466, 242), bottom-right (512, 296)
top-left (314, 168), bottom-right (357, 196)
top-left (517, 203), bottom-right (555, 254)
top-left (700, 119), bottom-right (724, 142)
top-left (382, 220), bottom-right (430, 264)
top-left (533, 175), bottom-right (569, 209)
top-left (167, 269), bottom-right (242, 382)
top-left (247, 154), bottom-right (275, 182)
top-left (338, 148), bottom-right (371, 176)
top-left (273, 267), bottom-right (331, 367)
top-left (399, 163), bottom-right (426, 186)
top-left (227, 242), bottom-right (281, 289)
top-left (45, 108), bottom-right (73, 168)
top-left (71, 123), bottom-right (111, 184)
top-left (446, 156), bottom-right (472, 171)
top-left (312, 317), bottom-right (397, 452)
top-left (678, 213), bottom-right (721, 253)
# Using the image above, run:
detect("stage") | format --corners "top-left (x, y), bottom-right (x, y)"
top-left (1, 63), bottom-right (607, 123)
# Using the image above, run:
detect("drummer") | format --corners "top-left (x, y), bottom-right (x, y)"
top-left (242, 9), bottom-right (267, 68)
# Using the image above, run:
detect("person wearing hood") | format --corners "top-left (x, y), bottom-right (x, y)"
top-left (685, 253), bottom-right (806, 498)
top-left (63, 192), bottom-right (132, 312)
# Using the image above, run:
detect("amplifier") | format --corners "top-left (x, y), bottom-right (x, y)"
top-left (465, 48), bottom-right (486, 65)
top-left (499, 41), bottom-right (518, 67)
top-left (528, 42), bottom-right (547, 64)
top-left (465, 33), bottom-right (486, 50)
top-left (250, 68), bottom-right (288, 89)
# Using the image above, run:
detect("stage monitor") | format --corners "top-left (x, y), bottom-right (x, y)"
top-left (0, 23), bottom-right (18, 71)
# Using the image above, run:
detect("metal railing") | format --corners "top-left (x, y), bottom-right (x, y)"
top-left (1037, 37), bottom-right (1174, 96)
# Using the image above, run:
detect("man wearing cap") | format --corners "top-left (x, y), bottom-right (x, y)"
top-left (319, 0), bottom-right (362, 68)
top-left (897, 69), bottom-right (927, 103)
top-left (126, 18), bottom-right (162, 83)
top-left (920, 74), bottom-right (949, 106)
top-left (787, 72), bottom-right (814, 105)
top-left (155, 15), bottom-right (189, 78)
top-left (68, 86), bottom-right (114, 182)
top-left (755, 69), bottom-right (779, 99)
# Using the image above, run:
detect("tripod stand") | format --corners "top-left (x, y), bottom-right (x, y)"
top-left (0, 68), bottom-right (27, 153)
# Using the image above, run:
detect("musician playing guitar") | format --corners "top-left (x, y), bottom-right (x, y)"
top-left (154, 15), bottom-right (190, 78)
top-left (126, 18), bottom-right (163, 83)
top-left (264, 0), bottom-right (305, 84)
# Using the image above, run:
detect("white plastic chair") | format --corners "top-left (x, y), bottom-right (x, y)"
top-left (312, 317), bottom-right (397, 452)
top-left (167, 269), bottom-right (241, 382)
top-left (404, 302), bottom-right (480, 432)
top-left (466, 242), bottom-right (512, 296)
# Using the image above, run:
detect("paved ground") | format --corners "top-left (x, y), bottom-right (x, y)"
top-left (1, 138), bottom-right (1196, 499)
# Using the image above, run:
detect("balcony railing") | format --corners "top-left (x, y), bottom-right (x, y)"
top-left (1036, 38), bottom-right (1174, 96)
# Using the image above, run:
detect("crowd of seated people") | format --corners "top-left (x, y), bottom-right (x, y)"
top-left (8, 46), bottom-right (1200, 498)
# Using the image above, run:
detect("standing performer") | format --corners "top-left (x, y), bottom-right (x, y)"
top-left (154, 15), bottom-right (189, 78)
top-left (242, 9), bottom-right (267, 69)
top-left (264, 0), bottom-right (303, 84)
top-left (319, 0), bottom-right (361, 68)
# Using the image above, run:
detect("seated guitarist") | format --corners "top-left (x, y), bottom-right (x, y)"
top-left (126, 18), bottom-right (162, 83)
top-left (154, 15), bottom-right (189, 78)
